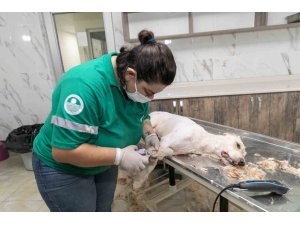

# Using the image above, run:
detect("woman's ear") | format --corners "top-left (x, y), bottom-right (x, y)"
top-left (125, 67), bottom-right (137, 82)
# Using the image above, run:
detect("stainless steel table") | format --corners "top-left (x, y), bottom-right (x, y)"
top-left (163, 118), bottom-right (300, 212)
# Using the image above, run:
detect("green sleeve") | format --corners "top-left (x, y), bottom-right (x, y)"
top-left (51, 78), bottom-right (103, 150)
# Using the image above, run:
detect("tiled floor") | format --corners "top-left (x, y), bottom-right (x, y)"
top-left (0, 152), bottom-right (49, 212)
top-left (0, 152), bottom-right (226, 212)
top-left (0, 152), bottom-right (185, 212)
top-left (0, 152), bottom-right (140, 212)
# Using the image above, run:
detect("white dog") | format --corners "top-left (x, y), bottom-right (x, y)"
top-left (133, 111), bottom-right (247, 189)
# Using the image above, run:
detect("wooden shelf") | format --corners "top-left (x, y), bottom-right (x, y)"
top-left (122, 12), bottom-right (300, 43)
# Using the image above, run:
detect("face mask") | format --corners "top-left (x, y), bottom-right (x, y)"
top-left (125, 77), bottom-right (152, 103)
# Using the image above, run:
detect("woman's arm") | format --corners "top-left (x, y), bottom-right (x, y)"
top-left (52, 144), bottom-right (116, 167)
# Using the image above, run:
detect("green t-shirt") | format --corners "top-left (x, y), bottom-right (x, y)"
top-left (33, 52), bottom-right (150, 175)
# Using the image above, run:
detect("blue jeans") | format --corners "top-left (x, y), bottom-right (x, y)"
top-left (32, 151), bottom-right (118, 212)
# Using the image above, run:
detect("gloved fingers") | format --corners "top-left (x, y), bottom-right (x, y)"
top-left (128, 162), bottom-right (146, 174)
top-left (138, 163), bottom-right (146, 170)
top-left (127, 145), bottom-right (138, 151)
top-left (140, 155), bottom-right (149, 165)
top-left (130, 162), bottom-right (147, 175)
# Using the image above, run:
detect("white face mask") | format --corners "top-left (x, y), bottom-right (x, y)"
top-left (125, 78), bottom-right (152, 103)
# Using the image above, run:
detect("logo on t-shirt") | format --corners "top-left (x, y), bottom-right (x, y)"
top-left (64, 94), bottom-right (84, 115)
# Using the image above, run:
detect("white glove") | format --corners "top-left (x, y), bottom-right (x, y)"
top-left (114, 145), bottom-right (149, 175)
top-left (145, 133), bottom-right (160, 150)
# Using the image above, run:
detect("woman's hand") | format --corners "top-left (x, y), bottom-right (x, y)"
top-left (143, 119), bottom-right (160, 150)
top-left (144, 133), bottom-right (160, 150)
top-left (118, 145), bottom-right (149, 175)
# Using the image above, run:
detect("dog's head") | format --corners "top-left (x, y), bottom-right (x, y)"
top-left (218, 133), bottom-right (247, 166)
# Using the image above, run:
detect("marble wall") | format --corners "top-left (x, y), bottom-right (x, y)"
top-left (111, 12), bottom-right (127, 53)
top-left (0, 12), bottom-right (299, 140)
top-left (0, 13), bottom-right (55, 140)
top-left (170, 28), bottom-right (300, 83)
top-left (111, 13), bottom-right (300, 83)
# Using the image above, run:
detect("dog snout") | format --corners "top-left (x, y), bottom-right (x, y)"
top-left (238, 159), bottom-right (245, 166)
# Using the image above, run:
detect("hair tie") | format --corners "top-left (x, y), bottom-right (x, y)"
top-left (145, 38), bottom-right (156, 44)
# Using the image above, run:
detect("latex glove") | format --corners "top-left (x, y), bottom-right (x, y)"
top-left (116, 145), bottom-right (149, 175)
top-left (145, 133), bottom-right (160, 150)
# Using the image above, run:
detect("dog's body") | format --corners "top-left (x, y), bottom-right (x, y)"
top-left (150, 111), bottom-right (246, 165)
top-left (133, 111), bottom-right (247, 189)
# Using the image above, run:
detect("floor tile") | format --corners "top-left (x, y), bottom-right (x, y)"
top-left (0, 200), bottom-right (45, 212)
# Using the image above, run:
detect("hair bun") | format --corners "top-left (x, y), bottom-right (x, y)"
top-left (119, 46), bottom-right (130, 53)
top-left (138, 30), bottom-right (155, 45)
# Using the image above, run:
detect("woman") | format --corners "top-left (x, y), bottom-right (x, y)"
top-left (32, 29), bottom-right (177, 212)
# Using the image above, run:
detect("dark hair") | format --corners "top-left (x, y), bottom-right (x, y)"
top-left (116, 30), bottom-right (176, 87)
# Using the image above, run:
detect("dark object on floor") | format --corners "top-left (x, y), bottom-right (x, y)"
top-left (5, 124), bottom-right (43, 153)
top-left (286, 13), bottom-right (300, 23)
top-left (0, 141), bottom-right (9, 161)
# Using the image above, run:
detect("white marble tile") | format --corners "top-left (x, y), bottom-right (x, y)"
top-left (111, 12), bottom-right (126, 52)
top-left (193, 13), bottom-right (255, 33)
top-left (1, 12), bottom-right (300, 137)
top-left (0, 12), bottom-right (55, 140)
top-left (128, 12), bottom-right (189, 38)
top-left (111, 13), bottom-right (300, 86)
top-left (267, 12), bottom-right (297, 26)
top-left (188, 28), bottom-right (299, 81)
